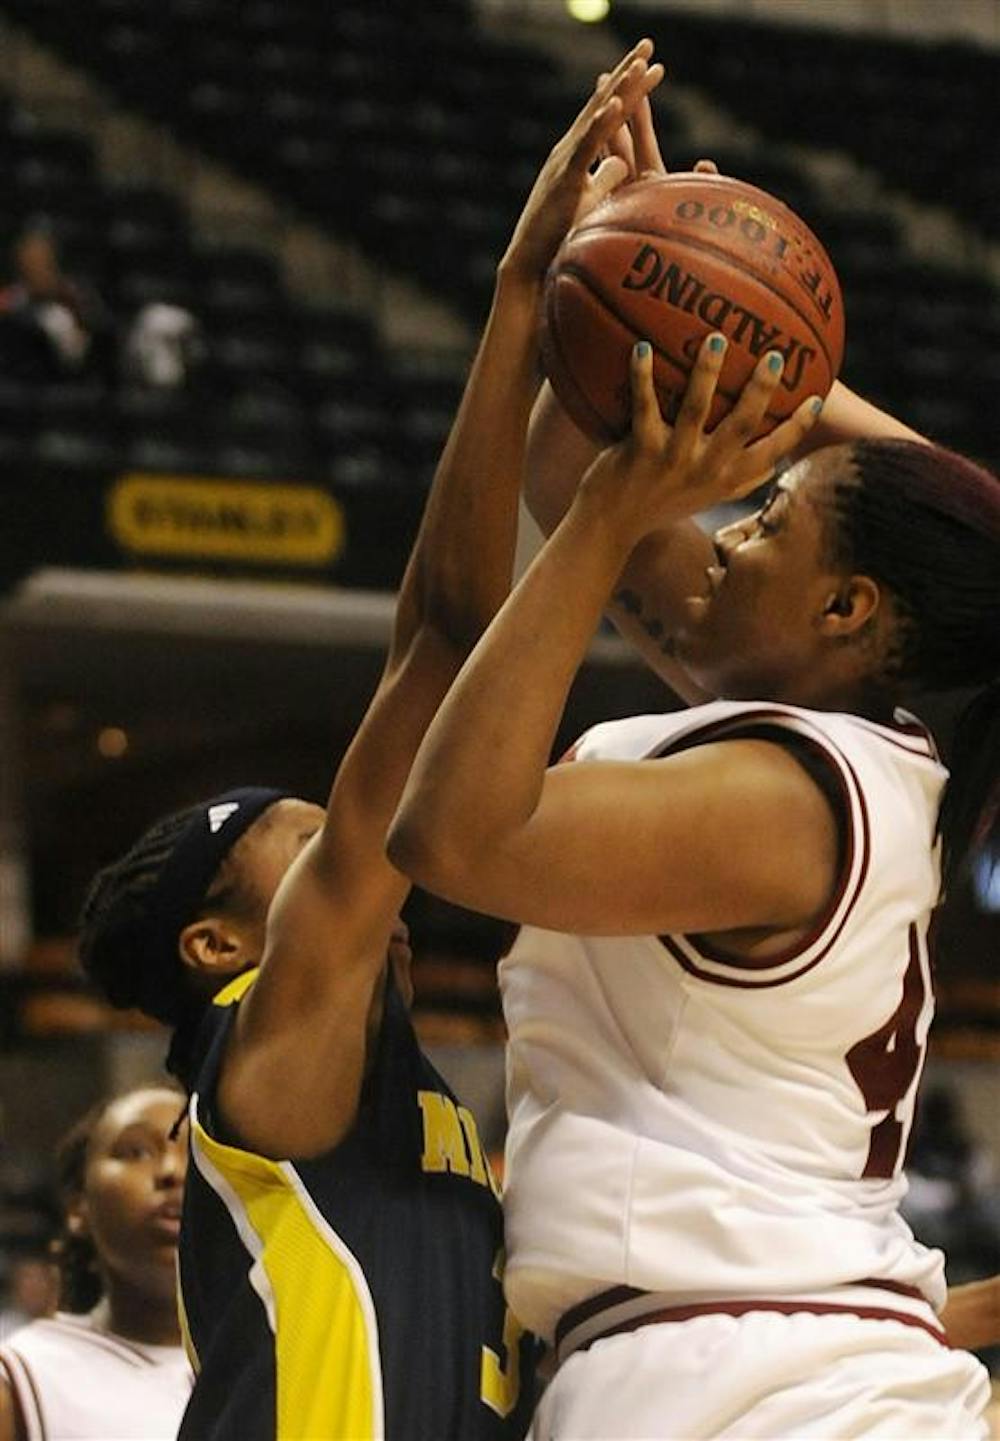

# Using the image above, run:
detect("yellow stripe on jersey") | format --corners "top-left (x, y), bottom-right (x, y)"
top-left (211, 967), bottom-right (260, 1008)
top-left (176, 1267), bottom-right (200, 1375)
top-left (192, 1115), bottom-right (383, 1440)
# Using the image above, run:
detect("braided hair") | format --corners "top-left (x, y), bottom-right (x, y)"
top-left (78, 803), bottom-right (207, 1027)
top-left (51, 1099), bottom-right (105, 1313)
top-left (830, 439), bottom-right (1000, 889)
top-left (78, 788), bottom-right (291, 1083)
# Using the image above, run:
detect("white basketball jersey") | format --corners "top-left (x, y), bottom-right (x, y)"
top-left (0, 1312), bottom-right (192, 1440)
top-left (501, 700), bottom-right (949, 1343)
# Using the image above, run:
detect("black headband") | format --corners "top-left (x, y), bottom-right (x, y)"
top-left (148, 786), bottom-right (293, 945)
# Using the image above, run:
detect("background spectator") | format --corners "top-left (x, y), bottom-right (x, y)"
top-left (0, 219), bottom-right (116, 384)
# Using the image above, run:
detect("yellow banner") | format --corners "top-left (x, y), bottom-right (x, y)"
top-left (107, 474), bottom-right (344, 567)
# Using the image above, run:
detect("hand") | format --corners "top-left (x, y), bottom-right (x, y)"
top-left (600, 71), bottom-right (718, 182)
top-left (499, 40), bottom-right (664, 286)
top-left (578, 335), bottom-right (823, 542)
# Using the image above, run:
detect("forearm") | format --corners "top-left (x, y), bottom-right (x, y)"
top-left (391, 271), bottom-right (541, 660)
top-left (797, 379), bottom-right (925, 454)
top-left (940, 1274), bottom-right (1000, 1351)
top-left (525, 381), bottom-right (715, 702)
top-left (391, 493), bottom-right (629, 875)
top-left (524, 380), bottom-right (601, 533)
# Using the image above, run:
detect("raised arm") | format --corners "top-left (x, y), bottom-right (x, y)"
top-left (525, 380), bottom-right (716, 704)
top-left (390, 340), bottom-right (829, 938)
top-left (217, 44), bottom-right (667, 1157)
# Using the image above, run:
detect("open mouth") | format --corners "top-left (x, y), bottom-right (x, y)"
top-left (704, 541), bottom-right (729, 596)
top-left (704, 564), bottom-right (725, 596)
top-left (150, 1210), bottom-right (182, 1242)
top-left (683, 544), bottom-right (727, 619)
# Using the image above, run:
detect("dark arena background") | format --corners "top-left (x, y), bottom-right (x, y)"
top-left (0, 0), bottom-right (996, 1405)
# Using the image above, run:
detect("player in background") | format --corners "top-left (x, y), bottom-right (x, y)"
top-left (73, 43), bottom-right (664, 1441)
top-left (389, 197), bottom-right (999, 1441)
top-left (0, 1085), bottom-right (192, 1441)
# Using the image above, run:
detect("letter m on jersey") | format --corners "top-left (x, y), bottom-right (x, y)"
top-left (417, 1091), bottom-right (500, 1195)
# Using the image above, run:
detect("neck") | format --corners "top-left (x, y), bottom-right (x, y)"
top-left (768, 668), bottom-right (898, 724)
top-left (93, 1279), bottom-right (181, 1347)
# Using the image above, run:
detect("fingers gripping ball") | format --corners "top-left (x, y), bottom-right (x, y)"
top-left (541, 173), bottom-right (844, 442)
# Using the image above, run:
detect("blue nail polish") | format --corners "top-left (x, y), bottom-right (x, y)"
top-left (635, 340), bottom-right (651, 359)
top-left (708, 334), bottom-right (725, 353)
top-left (810, 397), bottom-right (824, 415)
top-left (767, 352), bottom-right (783, 373)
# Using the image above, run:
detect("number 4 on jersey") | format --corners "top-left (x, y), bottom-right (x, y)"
top-left (846, 926), bottom-right (929, 1180)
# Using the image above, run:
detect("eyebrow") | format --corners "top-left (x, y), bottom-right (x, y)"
top-left (111, 1122), bottom-right (162, 1143)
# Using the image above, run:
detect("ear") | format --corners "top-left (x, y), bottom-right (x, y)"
top-left (818, 575), bottom-right (881, 639)
top-left (178, 916), bottom-right (249, 979)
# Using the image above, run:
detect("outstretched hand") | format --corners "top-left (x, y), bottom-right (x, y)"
top-left (600, 69), bottom-right (717, 182)
top-left (500, 39), bottom-right (664, 286)
top-left (578, 335), bottom-right (823, 541)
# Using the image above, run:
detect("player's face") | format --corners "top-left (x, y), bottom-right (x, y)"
top-left (238, 798), bottom-right (327, 910)
top-left (675, 448), bottom-right (854, 700)
top-left (238, 800), bottom-right (415, 1006)
top-left (73, 1088), bottom-right (188, 1303)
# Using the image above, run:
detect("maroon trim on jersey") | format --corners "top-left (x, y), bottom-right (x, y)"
top-left (555, 1282), bottom-right (949, 1364)
top-left (649, 709), bottom-right (871, 988)
top-left (555, 1283), bottom-right (646, 1345)
top-left (690, 734), bottom-right (861, 967)
top-left (0, 1346), bottom-right (46, 1440)
top-left (559, 1297), bottom-right (950, 1360)
top-left (888, 710), bottom-right (939, 758)
top-left (855, 1276), bottom-right (929, 1303)
top-left (852, 718), bottom-right (939, 762)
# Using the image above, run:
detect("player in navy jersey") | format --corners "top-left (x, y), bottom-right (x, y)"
top-left (389, 100), bottom-right (1000, 1440)
top-left (74, 43), bottom-right (665, 1441)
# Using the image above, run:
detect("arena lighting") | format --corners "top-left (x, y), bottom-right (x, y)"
top-left (566, 0), bottom-right (611, 22)
top-left (96, 725), bottom-right (129, 759)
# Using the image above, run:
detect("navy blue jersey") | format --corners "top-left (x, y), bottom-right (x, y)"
top-left (176, 971), bottom-right (536, 1440)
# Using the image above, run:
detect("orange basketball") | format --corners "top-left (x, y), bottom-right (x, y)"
top-left (541, 173), bottom-right (844, 443)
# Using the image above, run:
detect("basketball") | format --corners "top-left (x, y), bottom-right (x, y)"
top-left (541, 173), bottom-right (845, 443)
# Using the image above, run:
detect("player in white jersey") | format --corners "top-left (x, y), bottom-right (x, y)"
top-left (0, 1086), bottom-right (192, 1440)
top-left (389, 191), bottom-right (999, 1433)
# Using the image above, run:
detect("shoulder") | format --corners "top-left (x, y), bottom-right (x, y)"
top-left (0, 1315), bottom-right (75, 1360)
top-left (570, 700), bottom-right (756, 764)
top-left (0, 1315), bottom-right (97, 1393)
top-left (655, 702), bottom-right (943, 812)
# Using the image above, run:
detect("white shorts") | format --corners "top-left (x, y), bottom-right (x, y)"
top-left (531, 1309), bottom-right (991, 1439)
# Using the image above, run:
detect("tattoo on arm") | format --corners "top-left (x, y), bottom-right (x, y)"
top-left (613, 587), bottom-right (678, 658)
